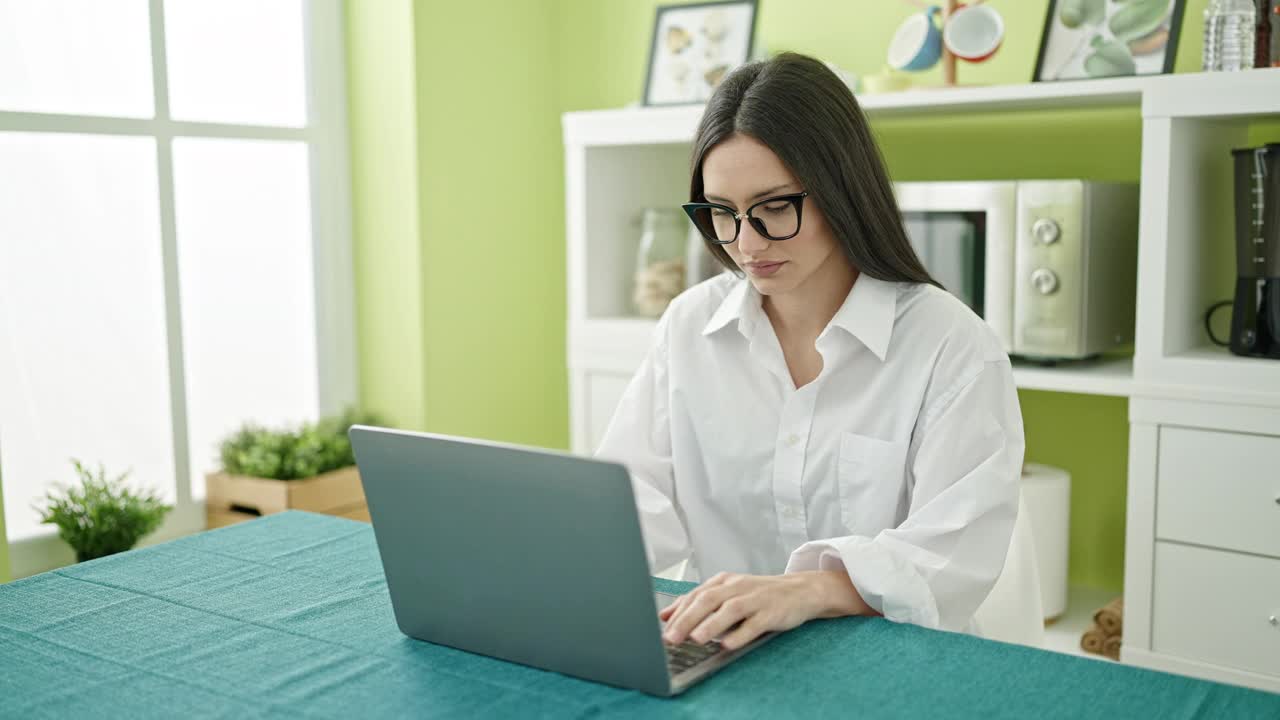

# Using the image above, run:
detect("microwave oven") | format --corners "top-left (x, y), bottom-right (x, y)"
top-left (894, 180), bottom-right (1139, 360)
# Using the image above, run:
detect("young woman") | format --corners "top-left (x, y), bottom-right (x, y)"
top-left (595, 53), bottom-right (1024, 652)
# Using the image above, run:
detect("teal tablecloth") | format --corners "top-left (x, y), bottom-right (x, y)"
top-left (3, 512), bottom-right (1277, 719)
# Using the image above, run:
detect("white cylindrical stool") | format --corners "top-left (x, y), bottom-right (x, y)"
top-left (1021, 463), bottom-right (1071, 621)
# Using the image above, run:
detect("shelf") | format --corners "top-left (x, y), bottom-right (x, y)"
top-left (1141, 345), bottom-right (1280, 408)
top-left (563, 70), bottom-right (1280, 147)
top-left (857, 75), bottom-right (1146, 116)
top-left (1042, 584), bottom-right (1121, 661)
top-left (1012, 356), bottom-right (1133, 398)
top-left (570, 317), bottom-right (660, 374)
top-left (573, 316), bottom-right (655, 343)
top-left (1172, 344), bottom-right (1280, 367)
top-left (1172, 340), bottom-right (1280, 363)
top-left (1142, 68), bottom-right (1280, 119)
top-left (563, 76), bottom-right (1146, 147)
top-left (563, 104), bottom-right (702, 147)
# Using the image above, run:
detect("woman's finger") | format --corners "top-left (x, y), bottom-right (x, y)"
top-left (719, 614), bottom-right (767, 651)
top-left (663, 587), bottom-right (726, 644)
top-left (702, 572), bottom-right (730, 587)
top-left (662, 585), bottom-right (700, 622)
top-left (659, 589), bottom-right (694, 629)
top-left (658, 593), bottom-right (688, 621)
top-left (663, 575), bottom-right (727, 623)
top-left (689, 594), bottom-right (754, 644)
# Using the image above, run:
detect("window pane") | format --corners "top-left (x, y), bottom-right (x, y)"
top-left (173, 138), bottom-right (318, 497)
top-left (164, 0), bottom-right (307, 127)
top-left (0, 0), bottom-right (154, 117)
top-left (0, 133), bottom-right (174, 542)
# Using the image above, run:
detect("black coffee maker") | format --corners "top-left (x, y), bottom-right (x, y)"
top-left (1228, 143), bottom-right (1280, 358)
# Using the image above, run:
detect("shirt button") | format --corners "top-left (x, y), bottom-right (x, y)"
top-left (785, 433), bottom-right (801, 448)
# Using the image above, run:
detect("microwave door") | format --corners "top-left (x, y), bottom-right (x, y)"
top-left (902, 211), bottom-right (986, 318)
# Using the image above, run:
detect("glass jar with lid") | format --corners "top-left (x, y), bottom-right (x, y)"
top-left (633, 207), bottom-right (688, 317)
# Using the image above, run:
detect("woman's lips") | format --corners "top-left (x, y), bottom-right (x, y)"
top-left (745, 261), bottom-right (785, 277)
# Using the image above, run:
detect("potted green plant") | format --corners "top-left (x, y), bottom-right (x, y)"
top-left (37, 460), bottom-right (172, 562)
top-left (206, 408), bottom-right (380, 528)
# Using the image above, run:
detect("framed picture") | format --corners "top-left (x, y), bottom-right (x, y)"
top-left (642, 0), bottom-right (757, 106)
top-left (1033, 0), bottom-right (1185, 82)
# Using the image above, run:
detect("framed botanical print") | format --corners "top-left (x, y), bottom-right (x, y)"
top-left (642, 1), bottom-right (758, 106)
top-left (1034, 0), bottom-right (1185, 81)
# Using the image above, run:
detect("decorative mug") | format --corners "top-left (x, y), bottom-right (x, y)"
top-left (887, 5), bottom-right (943, 72)
top-left (943, 4), bottom-right (1004, 63)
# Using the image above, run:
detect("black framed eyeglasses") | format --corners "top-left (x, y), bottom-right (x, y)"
top-left (682, 191), bottom-right (809, 245)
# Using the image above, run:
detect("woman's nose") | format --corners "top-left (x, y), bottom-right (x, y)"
top-left (736, 220), bottom-right (771, 255)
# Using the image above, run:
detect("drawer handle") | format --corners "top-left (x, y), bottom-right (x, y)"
top-left (1271, 615), bottom-right (1279, 627)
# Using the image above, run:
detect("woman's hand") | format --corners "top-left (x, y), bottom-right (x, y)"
top-left (659, 570), bottom-right (876, 651)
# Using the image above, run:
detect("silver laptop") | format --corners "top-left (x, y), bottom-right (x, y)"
top-left (349, 425), bottom-right (773, 696)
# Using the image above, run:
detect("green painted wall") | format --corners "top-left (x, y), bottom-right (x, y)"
top-left (413, 2), bottom-right (568, 448)
top-left (347, 0), bottom-right (1258, 592)
top-left (348, 0), bottom-right (567, 446)
top-left (346, 0), bottom-right (428, 430)
top-left (1019, 391), bottom-right (1130, 591)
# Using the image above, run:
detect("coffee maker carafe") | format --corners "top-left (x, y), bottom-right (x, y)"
top-left (1229, 143), bottom-right (1280, 358)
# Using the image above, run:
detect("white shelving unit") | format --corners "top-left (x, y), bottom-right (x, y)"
top-left (564, 69), bottom-right (1280, 692)
top-left (1012, 356), bottom-right (1134, 397)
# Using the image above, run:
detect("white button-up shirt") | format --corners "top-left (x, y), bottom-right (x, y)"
top-left (595, 272), bottom-right (1024, 633)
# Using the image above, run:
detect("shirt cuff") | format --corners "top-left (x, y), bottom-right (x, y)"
top-left (784, 535), bottom-right (941, 630)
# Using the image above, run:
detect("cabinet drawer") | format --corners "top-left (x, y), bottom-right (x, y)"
top-left (1152, 542), bottom-right (1280, 678)
top-left (1156, 427), bottom-right (1280, 558)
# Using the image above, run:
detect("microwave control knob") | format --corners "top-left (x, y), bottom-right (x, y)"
top-left (1032, 218), bottom-right (1061, 245)
top-left (1031, 268), bottom-right (1059, 295)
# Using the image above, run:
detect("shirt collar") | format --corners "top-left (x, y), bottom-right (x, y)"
top-left (827, 274), bottom-right (898, 362)
top-left (703, 277), bottom-right (770, 341)
top-left (702, 274), bottom-right (899, 362)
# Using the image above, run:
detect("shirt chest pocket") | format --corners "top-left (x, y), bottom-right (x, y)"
top-left (836, 432), bottom-right (910, 534)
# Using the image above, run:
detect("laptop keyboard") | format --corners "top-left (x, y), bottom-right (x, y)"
top-left (666, 639), bottom-right (723, 675)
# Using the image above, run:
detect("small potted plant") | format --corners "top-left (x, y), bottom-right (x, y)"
top-left (206, 408), bottom-right (380, 528)
top-left (37, 460), bottom-right (172, 562)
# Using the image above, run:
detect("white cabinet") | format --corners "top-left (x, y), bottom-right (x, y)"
top-left (1156, 427), bottom-right (1280, 558)
top-left (1125, 397), bottom-right (1280, 694)
top-left (1152, 542), bottom-right (1280, 679)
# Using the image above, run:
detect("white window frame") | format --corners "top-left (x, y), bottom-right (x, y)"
top-left (0, 0), bottom-right (357, 578)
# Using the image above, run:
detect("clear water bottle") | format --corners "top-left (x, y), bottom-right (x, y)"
top-left (1202, 0), bottom-right (1257, 71)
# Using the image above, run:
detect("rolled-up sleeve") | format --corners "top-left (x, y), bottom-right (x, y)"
top-left (594, 313), bottom-right (692, 574)
top-left (784, 357), bottom-right (1024, 632)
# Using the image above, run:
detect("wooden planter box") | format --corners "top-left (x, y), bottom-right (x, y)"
top-left (205, 466), bottom-right (368, 529)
